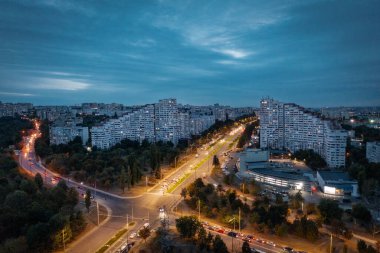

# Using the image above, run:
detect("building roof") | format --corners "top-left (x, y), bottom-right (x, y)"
top-left (318, 171), bottom-right (352, 182)
top-left (248, 168), bottom-right (312, 182)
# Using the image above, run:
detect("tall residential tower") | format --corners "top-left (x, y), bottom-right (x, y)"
top-left (260, 98), bottom-right (347, 168)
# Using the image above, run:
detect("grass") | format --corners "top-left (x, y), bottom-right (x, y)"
top-left (95, 228), bottom-right (128, 253)
top-left (167, 137), bottom-right (232, 193)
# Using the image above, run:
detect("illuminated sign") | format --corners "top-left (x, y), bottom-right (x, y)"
top-left (295, 182), bottom-right (303, 190)
top-left (324, 186), bottom-right (336, 195)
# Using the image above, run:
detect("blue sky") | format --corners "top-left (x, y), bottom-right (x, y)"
top-left (0, 0), bottom-right (379, 107)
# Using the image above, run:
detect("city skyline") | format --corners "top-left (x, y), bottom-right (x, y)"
top-left (1, 1), bottom-right (380, 107)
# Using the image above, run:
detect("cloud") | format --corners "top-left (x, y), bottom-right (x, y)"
top-left (0, 92), bottom-right (35, 97)
top-left (127, 38), bottom-right (156, 48)
top-left (215, 60), bottom-right (241, 65)
top-left (214, 49), bottom-right (250, 59)
top-left (33, 78), bottom-right (91, 91)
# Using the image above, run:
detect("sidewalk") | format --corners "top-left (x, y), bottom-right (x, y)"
top-left (55, 204), bottom-right (112, 253)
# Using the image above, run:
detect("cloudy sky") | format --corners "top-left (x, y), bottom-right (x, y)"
top-left (0, 0), bottom-right (379, 107)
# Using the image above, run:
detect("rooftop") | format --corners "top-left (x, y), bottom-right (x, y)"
top-left (318, 171), bottom-right (353, 182)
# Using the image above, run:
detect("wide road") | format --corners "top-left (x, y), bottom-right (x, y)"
top-left (19, 121), bottom-right (249, 253)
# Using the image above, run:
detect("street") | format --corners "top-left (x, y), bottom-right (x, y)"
top-left (19, 122), bottom-right (247, 253)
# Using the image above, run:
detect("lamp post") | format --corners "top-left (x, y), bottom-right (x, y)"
top-left (198, 199), bottom-right (201, 221)
top-left (238, 208), bottom-right (241, 234)
top-left (229, 217), bottom-right (237, 253)
top-left (174, 156), bottom-right (178, 168)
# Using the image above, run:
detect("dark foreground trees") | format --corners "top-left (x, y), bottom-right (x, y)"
top-left (175, 216), bottom-right (201, 239)
top-left (0, 158), bottom-right (86, 253)
top-left (291, 149), bottom-right (327, 170)
top-left (175, 216), bottom-right (229, 253)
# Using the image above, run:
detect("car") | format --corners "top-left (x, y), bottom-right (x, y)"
top-left (246, 234), bottom-right (254, 239)
top-left (129, 232), bottom-right (137, 239)
top-left (143, 222), bottom-right (150, 228)
top-left (227, 231), bottom-right (237, 237)
top-left (283, 246), bottom-right (294, 252)
top-left (159, 207), bottom-right (164, 212)
top-left (267, 241), bottom-right (276, 247)
top-left (237, 233), bottom-right (244, 238)
top-left (242, 237), bottom-right (251, 243)
top-left (217, 229), bottom-right (225, 234)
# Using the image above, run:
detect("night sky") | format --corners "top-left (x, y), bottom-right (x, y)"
top-left (0, 0), bottom-right (379, 107)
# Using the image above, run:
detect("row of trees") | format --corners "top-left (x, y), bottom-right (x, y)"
top-left (236, 121), bottom-right (258, 148)
top-left (291, 149), bottom-right (327, 170)
top-left (0, 116), bottom-right (33, 150)
top-left (183, 178), bottom-right (376, 244)
top-left (34, 120), bottom-right (182, 190)
top-left (182, 178), bottom-right (321, 242)
top-left (357, 240), bottom-right (378, 253)
top-left (347, 152), bottom-right (380, 197)
top-left (175, 216), bottom-right (229, 253)
top-left (344, 124), bottom-right (380, 196)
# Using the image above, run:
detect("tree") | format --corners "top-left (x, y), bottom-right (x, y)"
top-left (213, 155), bottom-right (220, 166)
top-left (291, 149), bottom-right (327, 170)
top-left (275, 223), bottom-right (288, 237)
top-left (197, 226), bottom-right (209, 250)
top-left (119, 168), bottom-right (126, 193)
top-left (180, 188), bottom-right (187, 200)
top-left (249, 179), bottom-right (261, 195)
top-left (85, 189), bottom-right (91, 213)
top-left (318, 199), bottom-right (343, 224)
top-left (358, 240), bottom-right (368, 253)
top-left (138, 226), bottom-right (151, 242)
top-left (242, 241), bottom-right (252, 253)
top-left (343, 244), bottom-right (348, 253)
top-left (305, 203), bottom-right (317, 215)
top-left (217, 184), bottom-right (223, 195)
top-left (0, 237), bottom-right (28, 253)
top-left (352, 203), bottom-right (372, 223)
top-left (305, 220), bottom-right (319, 241)
top-left (175, 216), bottom-right (200, 239)
top-left (26, 222), bottom-right (51, 252)
top-left (212, 234), bottom-right (229, 253)
top-left (34, 173), bottom-right (43, 189)
top-left (290, 191), bottom-right (304, 209)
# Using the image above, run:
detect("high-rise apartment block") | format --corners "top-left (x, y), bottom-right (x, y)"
top-left (366, 142), bottom-right (380, 163)
top-left (260, 98), bottom-right (347, 168)
top-left (155, 99), bottom-right (180, 144)
top-left (89, 98), bottom-right (255, 149)
top-left (50, 125), bottom-right (89, 146)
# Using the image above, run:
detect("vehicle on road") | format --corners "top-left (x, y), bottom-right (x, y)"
top-left (283, 246), bottom-right (294, 252)
top-left (217, 228), bottom-right (225, 234)
top-left (227, 231), bottom-right (237, 237)
top-left (129, 232), bottom-right (137, 239)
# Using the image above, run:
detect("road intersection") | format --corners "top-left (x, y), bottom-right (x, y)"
top-left (17, 120), bottom-right (286, 253)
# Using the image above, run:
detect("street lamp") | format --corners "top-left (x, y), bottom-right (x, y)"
top-left (198, 199), bottom-right (201, 221)
top-left (228, 216), bottom-right (237, 253)
top-left (174, 155), bottom-right (178, 168)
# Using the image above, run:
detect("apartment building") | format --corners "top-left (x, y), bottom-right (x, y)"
top-left (260, 98), bottom-right (347, 168)
top-left (90, 99), bottom-right (255, 150)
top-left (155, 98), bottom-right (180, 144)
top-left (366, 142), bottom-right (380, 163)
top-left (50, 124), bottom-right (89, 145)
